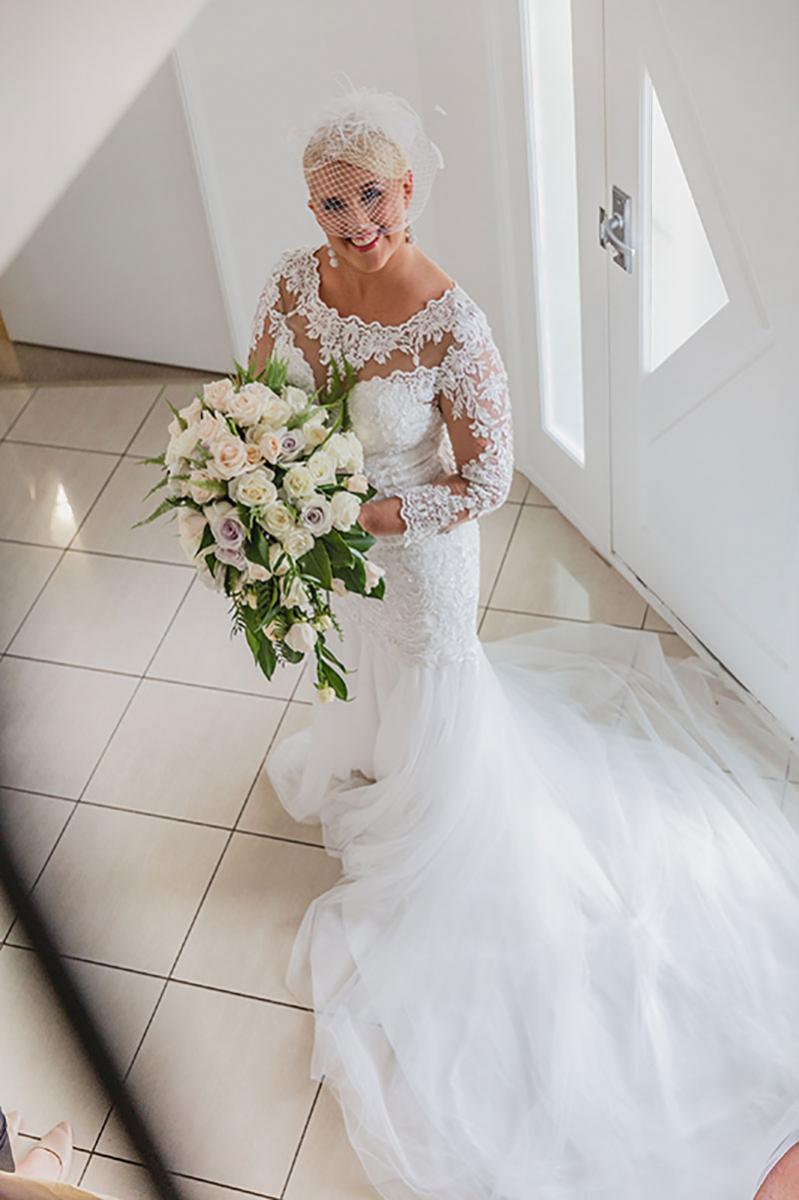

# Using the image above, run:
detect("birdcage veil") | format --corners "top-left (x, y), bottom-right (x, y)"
top-left (289, 77), bottom-right (445, 244)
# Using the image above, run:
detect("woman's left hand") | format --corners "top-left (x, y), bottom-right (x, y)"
top-left (357, 496), bottom-right (406, 537)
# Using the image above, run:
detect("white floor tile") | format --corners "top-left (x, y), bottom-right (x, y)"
top-left (492, 506), bottom-right (647, 626)
top-left (73, 457), bottom-right (186, 563)
top-left (0, 386), bottom-right (33, 437)
top-left (478, 504), bottom-right (517, 607)
top-left (98, 981), bottom-right (317, 1196)
top-left (9, 384), bottom-right (159, 453)
top-left (175, 832), bottom-right (340, 1003)
top-left (284, 1082), bottom-right (381, 1199)
top-left (523, 481), bottom-right (553, 506)
top-left (507, 469), bottom-right (529, 504)
top-left (127, 383), bottom-right (205, 460)
top-left (0, 944), bottom-right (161, 1148)
top-left (783, 782), bottom-right (799, 834)
top-left (82, 1157), bottom-right (260, 1200)
top-left (0, 657), bottom-right (136, 797)
top-left (238, 704), bottom-right (321, 842)
top-left (643, 605), bottom-right (677, 633)
top-left (148, 577), bottom-right (304, 699)
top-left (0, 443), bottom-right (117, 547)
top-left (10, 551), bottom-right (192, 674)
top-left (0, 789), bottom-right (73, 937)
top-left (85, 680), bottom-right (285, 825)
top-left (9, 805), bottom-right (226, 974)
top-left (479, 609), bottom-right (561, 641)
top-left (0, 540), bottom-right (61, 650)
top-left (656, 631), bottom-right (695, 660)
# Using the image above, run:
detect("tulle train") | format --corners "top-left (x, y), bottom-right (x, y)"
top-left (266, 619), bottom-right (799, 1200)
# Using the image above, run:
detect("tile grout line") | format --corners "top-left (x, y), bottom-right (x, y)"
top-left (2, 385), bottom-right (167, 657)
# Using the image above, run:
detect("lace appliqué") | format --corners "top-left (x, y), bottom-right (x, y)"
top-left (396, 308), bottom-right (514, 545)
top-left (247, 248), bottom-right (295, 362)
top-left (398, 484), bottom-right (477, 547)
top-left (246, 246), bottom-right (516, 665)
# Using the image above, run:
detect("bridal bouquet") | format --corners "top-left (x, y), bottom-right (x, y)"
top-left (133, 356), bottom-right (384, 702)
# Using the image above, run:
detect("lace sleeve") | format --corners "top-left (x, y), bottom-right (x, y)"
top-left (246, 250), bottom-right (292, 372)
top-left (397, 307), bottom-right (514, 546)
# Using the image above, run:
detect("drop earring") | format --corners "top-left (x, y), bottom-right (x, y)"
top-left (405, 223), bottom-right (415, 244)
top-left (326, 241), bottom-right (339, 268)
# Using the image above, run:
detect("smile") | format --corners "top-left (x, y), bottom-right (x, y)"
top-left (347, 232), bottom-right (382, 252)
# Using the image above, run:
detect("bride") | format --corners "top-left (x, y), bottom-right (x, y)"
top-left (247, 86), bottom-right (799, 1200)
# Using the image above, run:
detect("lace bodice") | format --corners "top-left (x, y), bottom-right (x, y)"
top-left (247, 245), bottom-right (515, 546)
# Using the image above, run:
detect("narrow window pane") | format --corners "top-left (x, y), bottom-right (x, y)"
top-left (523, 0), bottom-right (585, 465)
top-left (647, 77), bottom-right (729, 372)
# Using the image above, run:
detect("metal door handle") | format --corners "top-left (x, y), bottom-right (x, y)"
top-left (599, 185), bottom-right (635, 273)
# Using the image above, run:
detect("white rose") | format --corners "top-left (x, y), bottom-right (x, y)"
top-left (262, 396), bottom-right (292, 429)
top-left (285, 621), bottom-right (317, 654)
top-left (212, 435), bottom-right (249, 480)
top-left (325, 431), bottom-right (364, 473)
top-left (268, 541), bottom-right (291, 575)
top-left (227, 381), bottom-right (273, 426)
top-left (306, 449), bottom-right (337, 487)
top-left (346, 472), bottom-right (369, 494)
top-left (330, 489), bottom-right (361, 531)
top-left (261, 501), bottom-right (294, 537)
top-left (230, 468), bottom-right (278, 508)
top-left (188, 470), bottom-right (223, 505)
top-left (302, 420), bottom-right (329, 449)
top-left (203, 379), bottom-right (235, 412)
top-left (342, 430), bottom-right (365, 472)
top-left (283, 385), bottom-right (311, 414)
top-left (282, 464), bottom-right (315, 501)
top-left (197, 410), bottom-right (229, 445)
top-left (263, 619), bottom-right (281, 641)
top-left (324, 432), bottom-right (351, 470)
top-left (197, 559), bottom-right (224, 592)
top-left (364, 560), bottom-right (385, 593)
top-left (246, 560), bottom-right (271, 582)
top-left (244, 442), bottom-right (264, 467)
top-left (316, 685), bottom-right (336, 703)
top-left (330, 577), bottom-right (347, 597)
top-left (254, 429), bottom-right (283, 464)
top-left (282, 575), bottom-right (311, 608)
top-left (166, 424), bottom-right (200, 467)
top-left (177, 508), bottom-right (207, 561)
top-left (178, 395), bottom-right (203, 425)
top-left (282, 526), bottom-right (315, 559)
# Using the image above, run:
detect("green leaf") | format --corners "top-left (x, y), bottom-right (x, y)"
top-left (131, 495), bottom-right (181, 528)
top-left (340, 526), bottom-right (376, 554)
top-left (324, 529), bottom-right (354, 568)
top-left (319, 659), bottom-right (348, 700)
top-left (256, 635), bottom-right (277, 679)
top-left (319, 640), bottom-right (349, 673)
top-left (297, 539), bottom-right (332, 589)
top-left (280, 643), bottom-right (304, 664)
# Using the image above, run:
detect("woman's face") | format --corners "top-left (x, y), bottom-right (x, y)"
top-left (306, 159), bottom-right (413, 273)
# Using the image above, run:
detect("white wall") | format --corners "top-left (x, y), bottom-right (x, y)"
top-left (0, 0), bottom-right (208, 274)
top-left (0, 0), bottom-right (533, 440)
top-left (0, 56), bottom-right (232, 371)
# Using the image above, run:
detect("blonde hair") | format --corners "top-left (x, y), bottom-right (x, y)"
top-left (303, 124), bottom-right (410, 182)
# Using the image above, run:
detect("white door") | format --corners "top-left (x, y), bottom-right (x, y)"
top-left (605, 0), bottom-right (799, 736)
top-left (503, 0), bottom-right (798, 737)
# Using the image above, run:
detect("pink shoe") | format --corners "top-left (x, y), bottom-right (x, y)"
top-left (15, 1121), bottom-right (73, 1182)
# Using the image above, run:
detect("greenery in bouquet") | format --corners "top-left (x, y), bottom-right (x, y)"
top-left (133, 355), bottom-right (384, 702)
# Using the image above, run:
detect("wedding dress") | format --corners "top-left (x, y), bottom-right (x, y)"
top-left (249, 244), bottom-right (799, 1200)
